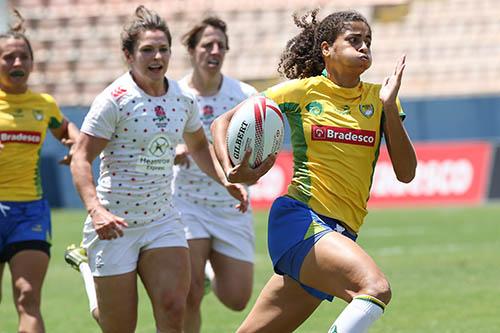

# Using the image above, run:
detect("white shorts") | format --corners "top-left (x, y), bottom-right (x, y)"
top-left (82, 216), bottom-right (188, 277)
top-left (175, 198), bottom-right (255, 263)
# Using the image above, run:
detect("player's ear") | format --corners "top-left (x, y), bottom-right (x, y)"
top-left (123, 49), bottom-right (133, 64)
top-left (321, 41), bottom-right (332, 57)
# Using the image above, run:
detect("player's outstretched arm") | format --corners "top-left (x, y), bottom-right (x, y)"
top-left (50, 118), bottom-right (80, 165)
top-left (70, 133), bottom-right (127, 240)
top-left (380, 55), bottom-right (417, 183)
top-left (184, 127), bottom-right (249, 212)
top-left (207, 144), bottom-right (249, 212)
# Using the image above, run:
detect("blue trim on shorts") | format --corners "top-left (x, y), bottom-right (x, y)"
top-left (0, 199), bottom-right (52, 262)
top-left (268, 196), bottom-right (357, 301)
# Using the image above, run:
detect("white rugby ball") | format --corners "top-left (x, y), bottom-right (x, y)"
top-left (227, 95), bottom-right (284, 168)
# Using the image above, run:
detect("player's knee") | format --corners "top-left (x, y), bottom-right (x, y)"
top-left (361, 276), bottom-right (392, 305)
top-left (227, 300), bottom-right (249, 312)
top-left (158, 291), bottom-right (187, 320)
top-left (15, 284), bottom-right (41, 314)
top-left (215, 280), bottom-right (252, 311)
top-left (165, 298), bottom-right (186, 319)
top-left (220, 294), bottom-right (250, 312)
top-left (98, 310), bottom-right (136, 333)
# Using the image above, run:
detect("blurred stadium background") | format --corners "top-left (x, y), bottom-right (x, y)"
top-left (1, 0), bottom-right (500, 332)
top-left (2, 0), bottom-right (499, 208)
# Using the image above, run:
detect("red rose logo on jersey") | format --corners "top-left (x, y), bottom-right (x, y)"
top-left (153, 105), bottom-right (167, 128)
top-left (154, 105), bottom-right (166, 118)
top-left (201, 105), bottom-right (214, 126)
top-left (311, 125), bottom-right (376, 147)
top-left (202, 105), bottom-right (213, 117)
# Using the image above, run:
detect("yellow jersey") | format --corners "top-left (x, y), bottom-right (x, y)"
top-left (264, 75), bottom-right (403, 232)
top-left (0, 89), bottom-right (64, 201)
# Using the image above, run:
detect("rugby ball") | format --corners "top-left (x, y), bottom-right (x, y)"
top-left (227, 95), bottom-right (284, 168)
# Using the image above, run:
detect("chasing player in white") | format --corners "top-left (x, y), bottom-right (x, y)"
top-left (173, 16), bottom-right (257, 333)
top-left (67, 7), bottom-right (247, 333)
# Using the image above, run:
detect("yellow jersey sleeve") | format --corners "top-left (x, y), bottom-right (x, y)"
top-left (42, 93), bottom-right (64, 129)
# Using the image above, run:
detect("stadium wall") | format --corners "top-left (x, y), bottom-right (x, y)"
top-left (488, 145), bottom-right (500, 201)
top-left (41, 95), bottom-right (500, 208)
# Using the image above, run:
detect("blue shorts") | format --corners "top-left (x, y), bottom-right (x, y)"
top-left (0, 199), bottom-right (52, 263)
top-left (268, 196), bottom-right (357, 301)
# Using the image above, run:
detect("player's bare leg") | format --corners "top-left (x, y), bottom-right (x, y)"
top-left (300, 232), bottom-right (390, 332)
top-left (10, 250), bottom-right (49, 333)
top-left (237, 274), bottom-right (321, 333)
top-left (210, 250), bottom-right (253, 311)
top-left (93, 271), bottom-right (138, 333)
top-left (138, 247), bottom-right (190, 333)
top-left (184, 239), bottom-right (211, 333)
top-left (300, 231), bottom-right (390, 304)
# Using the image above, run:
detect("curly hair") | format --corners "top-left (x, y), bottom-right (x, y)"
top-left (182, 16), bottom-right (229, 51)
top-left (121, 5), bottom-right (172, 54)
top-left (0, 9), bottom-right (34, 60)
top-left (278, 9), bottom-right (371, 79)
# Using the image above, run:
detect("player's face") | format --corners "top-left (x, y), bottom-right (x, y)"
top-left (126, 29), bottom-right (171, 86)
top-left (190, 25), bottom-right (227, 75)
top-left (0, 37), bottom-right (33, 94)
top-left (323, 21), bottom-right (372, 76)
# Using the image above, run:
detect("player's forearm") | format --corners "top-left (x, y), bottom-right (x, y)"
top-left (66, 121), bottom-right (80, 142)
top-left (210, 115), bottom-right (232, 175)
top-left (70, 157), bottom-right (102, 214)
top-left (209, 144), bottom-right (231, 184)
top-left (190, 145), bottom-right (225, 186)
top-left (383, 103), bottom-right (417, 183)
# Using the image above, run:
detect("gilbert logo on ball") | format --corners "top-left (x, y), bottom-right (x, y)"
top-left (227, 95), bottom-right (284, 168)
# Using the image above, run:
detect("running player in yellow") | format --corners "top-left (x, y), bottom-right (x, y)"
top-left (0, 10), bottom-right (79, 333)
top-left (211, 9), bottom-right (417, 333)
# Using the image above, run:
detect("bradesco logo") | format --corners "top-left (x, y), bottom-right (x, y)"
top-left (311, 125), bottom-right (376, 146)
top-left (0, 131), bottom-right (41, 144)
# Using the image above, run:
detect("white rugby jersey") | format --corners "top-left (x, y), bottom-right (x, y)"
top-left (174, 75), bottom-right (257, 208)
top-left (81, 72), bottom-right (201, 225)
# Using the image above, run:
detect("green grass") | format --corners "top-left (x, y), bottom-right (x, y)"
top-left (1, 204), bottom-right (500, 332)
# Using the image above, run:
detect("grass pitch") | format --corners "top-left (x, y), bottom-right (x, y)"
top-left (1, 204), bottom-right (500, 332)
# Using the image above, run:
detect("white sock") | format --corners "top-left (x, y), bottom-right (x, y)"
top-left (328, 295), bottom-right (385, 333)
top-left (79, 262), bottom-right (98, 314)
top-left (205, 261), bottom-right (215, 281)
